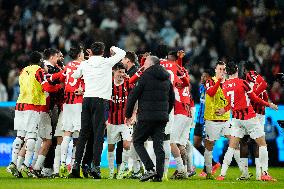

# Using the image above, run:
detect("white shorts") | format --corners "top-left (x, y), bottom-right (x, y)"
top-left (205, 120), bottom-right (230, 141)
top-left (171, 114), bottom-right (192, 146)
top-left (54, 111), bottom-right (64, 137)
top-left (14, 110), bottom-right (40, 132)
top-left (62, 103), bottom-right (82, 132)
top-left (38, 112), bottom-right (52, 140)
top-left (230, 117), bottom-right (265, 139)
top-left (16, 130), bottom-right (26, 138)
top-left (107, 124), bottom-right (132, 144)
top-left (165, 109), bottom-right (174, 135)
top-left (256, 114), bottom-right (265, 131)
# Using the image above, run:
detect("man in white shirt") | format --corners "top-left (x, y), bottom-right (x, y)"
top-left (69, 42), bottom-right (126, 179)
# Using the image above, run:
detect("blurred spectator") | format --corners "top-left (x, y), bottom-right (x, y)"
top-left (0, 0), bottom-right (283, 104)
top-left (0, 78), bottom-right (8, 102)
top-left (269, 81), bottom-right (284, 104)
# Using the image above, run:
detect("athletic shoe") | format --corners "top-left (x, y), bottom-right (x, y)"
top-left (199, 171), bottom-right (207, 177)
top-left (6, 162), bottom-right (19, 177)
top-left (216, 175), bottom-right (225, 180)
top-left (187, 170), bottom-right (196, 178)
top-left (261, 172), bottom-right (277, 182)
top-left (90, 166), bottom-right (101, 179)
top-left (32, 169), bottom-right (43, 178)
top-left (81, 164), bottom-right (90, 178)
top-left (21, 164), bottom-right (33, 178)
top-left (140, 170), bottom-right (157, 182)
top-left (116, 170), bottom-right (124, 179)
top-left (52, 173), bottom-right (60, 178)
top-left (129, 171), bottom-right (142, 179)
top-left (212, 163), bottom-right (221, 175)
top-left (236, 175), bottom-right (250, 180)
top-left (16, 171), bottom-right (23, 178)
top-left (152, 176), bottom-right (162, 182)
top-left (60, 164), bottom-right (68, 178)
top-left (108, 172), bottom-right (115, 179)
top-left (42, 168), bottom-right (53, 178)
top-left (170, 170), bottom-right (178, 179)
top-left (68, 167), bottom-right (82, 178)
top-left (206, 173), bottom-right (215, 180)
top-left (175, 170), bottom-right (188, 179)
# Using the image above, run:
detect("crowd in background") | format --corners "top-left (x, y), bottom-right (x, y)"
top-left (0, 0), bottom-right (284, 103)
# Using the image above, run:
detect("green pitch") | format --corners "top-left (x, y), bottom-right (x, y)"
top-left (0, 167), bottom-right (283, 189)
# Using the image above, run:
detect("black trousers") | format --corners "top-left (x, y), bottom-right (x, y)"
top-left (82, 129), bottom-right (94, 167)
top-left (133, 120), bottom-right (166, 178)
top-left (74, 97), bottom-right (107, 167)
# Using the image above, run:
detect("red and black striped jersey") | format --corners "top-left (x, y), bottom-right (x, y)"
top-left (245, 71), bottom-right (268, 115)
top-left (108, 79), bottom-right (134, 125)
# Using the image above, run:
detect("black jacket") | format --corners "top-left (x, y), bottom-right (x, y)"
top-left (126, 64), bottom-right (175, 122)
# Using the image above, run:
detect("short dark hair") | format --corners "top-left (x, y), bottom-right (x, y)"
top-left (244, 61), bottom-right (255, 71)
top-left (215, 60), bottom-right (226, 68)
top-left (30, 51), bottom-right (43, 64)
top-left (226, 61), bottom-right (238, 75)
top-left (69, 44), bottom-right (83, 60)
top-left (43, 48), bottom-right (59, 59)
top-left (91, 42), bottom-right (105, 55)
top-left (113, 62), bottom-right (126, 71)
top-left (125, 51), bottom-right (136, 63)
top-left (155, 44), bottom-right (169, 59)
top-left (168, 51), bottom-right (178, 60)
top-left (204, 68), bottom-right (214, 77)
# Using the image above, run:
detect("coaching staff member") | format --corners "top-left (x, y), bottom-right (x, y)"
top-left (125, 56), bottom-right (175, 182)
top-left (70, 42), bottom-right (126, 178)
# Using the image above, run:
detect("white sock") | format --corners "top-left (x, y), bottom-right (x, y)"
top-left (175, 157), bottom-right (185, 172)
top-left (130, 143), bottom-right (140, 173)
top-left (53, 145), bottom-right (61, 174)
top-left (108, 151), bottom-right (115, 173)
top-left (17, 156), bottom-right (25, 170)
top-left (32, 138), bottom-right (42, 167)
top-left (220, 147), bottom-right (234, 176)
top-left (61, 136), bottom-right (71, 165)
top-left (163, 140), bottom-right (171, 176)
top-left (255, 158), bottom-right (261, 179)
top-left (11, 138), bottom-right (23, 165)
top-left (24, 139), bottom-right (36, 167)
top-left (34, 155), bottom-right (45, 170)
top-left (186, 141), bottom-right (193, 172)
top-left (233, 149), bottom-right (242, 172)
top-left (259, 146), bottom-right (269, 173)
top-left (120, 149), bottom-right (130, 172)
top-left (147, 141), bottom-right (156, 165)
top-left (241, 158), bottom-right (249, 177)
top-left (204, 149), bottom-right (213, 174)
top-left (71, 146), bottom-right (76, 166)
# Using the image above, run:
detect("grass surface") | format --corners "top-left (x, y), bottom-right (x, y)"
top-left (0, 167), bottom-right (283, 189)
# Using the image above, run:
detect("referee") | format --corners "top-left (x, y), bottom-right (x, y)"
top-left (69, 42), bottom-right (126, 178)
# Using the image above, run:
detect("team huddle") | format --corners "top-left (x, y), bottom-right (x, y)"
top-left (6, 42), bottom-right (278, 182)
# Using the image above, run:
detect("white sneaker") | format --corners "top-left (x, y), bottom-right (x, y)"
top-left (42, 168), bottom-right (53, 177)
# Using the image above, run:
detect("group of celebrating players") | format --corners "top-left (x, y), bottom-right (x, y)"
top-left (6, 41), bottom-right (278, 182)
